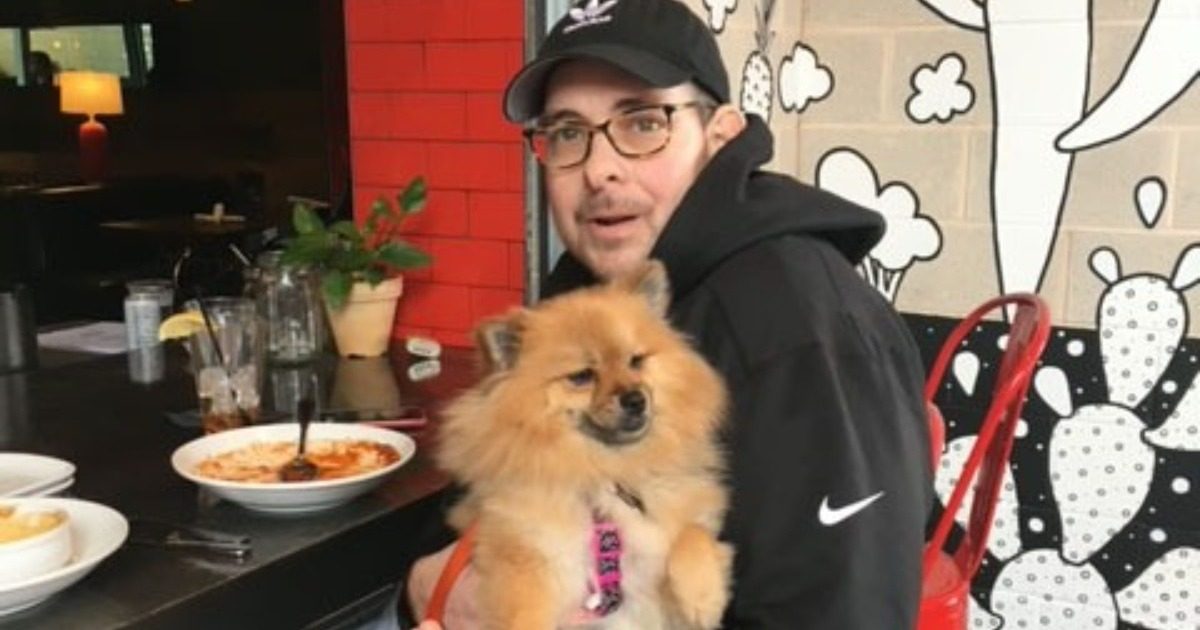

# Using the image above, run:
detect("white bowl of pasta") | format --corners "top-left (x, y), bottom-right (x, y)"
top-left (171, 422), bottom-right (416, 514)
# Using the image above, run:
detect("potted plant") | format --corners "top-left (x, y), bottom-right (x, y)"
top-left (281, 176), bottom-right (431, 357)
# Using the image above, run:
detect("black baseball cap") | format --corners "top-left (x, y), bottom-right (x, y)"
top-left (503, 0), bottom-right (730, 122)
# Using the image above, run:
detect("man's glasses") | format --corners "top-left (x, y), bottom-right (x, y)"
top-left (524, 101), bottom-right (712, 169)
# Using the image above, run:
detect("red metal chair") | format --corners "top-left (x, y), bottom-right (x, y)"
top-left (926, 401), bottom-right (945, 474)
top-left (917, 294), bottom-right (1051, 630)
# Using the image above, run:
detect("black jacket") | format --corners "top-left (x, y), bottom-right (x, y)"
top-left (545, 117), bottom-right (933, 629)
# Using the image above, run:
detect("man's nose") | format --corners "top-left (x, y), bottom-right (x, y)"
top-left (582, 129), bottom-right (626, 188)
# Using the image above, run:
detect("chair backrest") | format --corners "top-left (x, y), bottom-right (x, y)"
top-left (923, 293), bottom-right (1051, 581)
top-left (925, 401), bottom-right (945, 474)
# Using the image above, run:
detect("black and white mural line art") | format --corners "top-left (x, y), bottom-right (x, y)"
top-left (700, 0), bottom-right (1196, 624)
top-left (1115, 245), bottom-right (1200, 455)
top-left (906, 53), bottom-right (975, 124)
top-left (778, 42), bottom-right (832, 114)
top-left (918, 0), bottom-right (1089, 302)
top-left (916, 315), bottom-right (1200, 630)
top-left (912, 0), bottom-right (1198, 305)
top-left (990, 549), bottom-right (1121, 628)
top-left (917, 241), bottom-right (1200, 628)
top-left (702, 0), bottom-right (738, 33)
top-left (814, 148), bottom-right (941, 303)
top-left (1135, 177), bottom-right (1167, 230)
top-left (1144, 347), bottom-right (1200, 452)
top-left (739, 0), bottom-right (777, 123)
top-left (1057, 0), bottom-right (1200, 152)
top-left (1090, 245), bottom-right (1200, 409)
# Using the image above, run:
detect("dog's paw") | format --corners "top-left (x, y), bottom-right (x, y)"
top-left (667, 531), bottom-right (732, 629)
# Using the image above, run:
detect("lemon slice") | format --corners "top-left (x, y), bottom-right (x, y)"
top-left (158, 311), bottom-right (206, 341)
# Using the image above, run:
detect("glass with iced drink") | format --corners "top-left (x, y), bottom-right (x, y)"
top-left (186, 297), bottom-right (263, 433)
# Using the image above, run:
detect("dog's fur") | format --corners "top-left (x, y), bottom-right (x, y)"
top-left (437, 261), bottom-right (732, 630)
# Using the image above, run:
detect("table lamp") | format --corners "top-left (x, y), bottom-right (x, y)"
top-left (59, 71), bottom-right (124, 182)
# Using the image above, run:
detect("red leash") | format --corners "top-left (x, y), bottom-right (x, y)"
top-left (423, 523), bottom-right (478, 627)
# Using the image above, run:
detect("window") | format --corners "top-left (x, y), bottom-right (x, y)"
top-left (0, 29), bottom-right (18, 85)
top-left (30, 25), bottom-right (130, 77)
top-left (2, 24), bottom-right (151, 88)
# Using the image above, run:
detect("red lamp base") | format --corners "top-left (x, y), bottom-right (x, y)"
top-left (78, 119), bottom-right (109, 182)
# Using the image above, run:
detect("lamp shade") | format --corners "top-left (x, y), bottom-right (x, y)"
top-left (59, 72), bottom-right (124, 117)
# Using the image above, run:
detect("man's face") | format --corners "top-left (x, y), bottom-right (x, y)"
top-left (539, 61), bottom-right (712, 281)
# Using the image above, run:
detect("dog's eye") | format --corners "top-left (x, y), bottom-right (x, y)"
top-left (629, 354), bottom-right (647, 370)
top-left (567, 368), bottom-right (596, 386)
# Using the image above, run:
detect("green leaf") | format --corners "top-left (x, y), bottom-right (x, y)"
top-left (375, 241), bottom-right (431, 270)
top-left (329, 220), bottom-right (365, 245)
top-left (399, 177), bottom-right (427, 215)
top-left (365, 197), bottom-right (391, 234)
top-left (322, 270), bottom-right (352, 310)
top-left (363, 267), bottom-right (386, 286)
top-left (292, 203), bottom-right (325, 235)
top-left (281, 232), bottom-right (333, 266)
top-left (330, 246), bottom-right (373, 273)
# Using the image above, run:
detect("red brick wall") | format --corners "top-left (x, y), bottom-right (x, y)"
top-left (344, 0), bottom-right (527, 348)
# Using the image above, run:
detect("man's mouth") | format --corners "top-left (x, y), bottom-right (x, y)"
top-left (590, 215), bottom-right (636, 227)
top-left (585, 215), bottom-right (639, 241)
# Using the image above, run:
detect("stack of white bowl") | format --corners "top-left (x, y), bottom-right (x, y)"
top-left (0, 453), bottom-right (75, 498)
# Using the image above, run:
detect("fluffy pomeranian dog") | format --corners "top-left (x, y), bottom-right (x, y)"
top-left (437, 261), bottom-right (732, 630)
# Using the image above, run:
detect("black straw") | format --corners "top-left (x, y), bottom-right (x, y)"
top-left (194, 297), bottom-right (229, 371)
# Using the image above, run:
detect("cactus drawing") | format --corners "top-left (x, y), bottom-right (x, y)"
top-left (1090, 246), bottom-right (1200, 407)
top-left (989, 550), bottom-right (1118, 628)
top-left (915, 0), bottom-right (1199, 304)
top-left (1056, 0), bottom-right (1200, 151)
top-left (739, 0), bottom-right (776, 122)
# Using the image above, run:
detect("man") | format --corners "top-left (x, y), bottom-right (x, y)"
top-left (408, 0), bottom-right (932, 627)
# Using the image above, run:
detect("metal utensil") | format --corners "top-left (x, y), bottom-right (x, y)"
top-left (279, 397), bottom-right (318, 482)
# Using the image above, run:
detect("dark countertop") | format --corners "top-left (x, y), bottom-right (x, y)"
top-left (0, 344), bottom-right (475, 629)
top-left (100, 216), bottom-right (270, 241)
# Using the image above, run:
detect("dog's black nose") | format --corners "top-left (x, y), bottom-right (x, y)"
top-left (619, 390), bottom-right (646, 415)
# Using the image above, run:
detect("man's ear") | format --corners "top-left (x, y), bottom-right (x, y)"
top-left (704, 104), bottom-right (747, 158)
top-left (475, 310), bottom-right (525, 372)
top-left (616, 259), bottom-right (671, 317)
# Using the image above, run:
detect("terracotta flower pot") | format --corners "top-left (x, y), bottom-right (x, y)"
top-left (324, 276), bottom-right (403, 358)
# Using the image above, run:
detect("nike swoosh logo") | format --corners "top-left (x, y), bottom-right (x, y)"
top-left (818, 491), bottom-right (885, 526)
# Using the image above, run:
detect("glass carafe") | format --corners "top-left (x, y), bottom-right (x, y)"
top-left (249, 251), bottom-right (323, 364)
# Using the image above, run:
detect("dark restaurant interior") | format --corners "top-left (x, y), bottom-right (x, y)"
top-left (0, 0), bottom-right (349, 323)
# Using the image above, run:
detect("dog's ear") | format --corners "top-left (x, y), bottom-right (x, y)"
top-left (618, 259), bottom-right (671, 317)
top-left (475, 310), bottom-right (525, 372)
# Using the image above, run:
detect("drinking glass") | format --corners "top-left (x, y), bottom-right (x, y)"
top-left (185, 297), bottom-right (264, 433)
top-left (248, 251), bottom-right (323, 364)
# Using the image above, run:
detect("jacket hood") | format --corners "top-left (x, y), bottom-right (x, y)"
top-left (544, 115), bottom-right (885, 299)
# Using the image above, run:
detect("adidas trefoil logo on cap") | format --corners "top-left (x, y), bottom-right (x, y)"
top-left (563, 0), bottom-right (619, 34)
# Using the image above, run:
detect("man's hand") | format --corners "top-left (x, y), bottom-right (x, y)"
top-left (407, 541), bottom-right (481, 629)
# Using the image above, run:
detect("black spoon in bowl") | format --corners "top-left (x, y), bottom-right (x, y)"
top-left (279, 397), bottom-right (318, 482)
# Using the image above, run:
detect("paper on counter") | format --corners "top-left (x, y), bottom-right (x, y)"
top-left (37, 321), bottom-right (128, 355)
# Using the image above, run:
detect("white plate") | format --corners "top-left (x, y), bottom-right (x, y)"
top-left (0, 454), bottom-right (76, 498)
top-left (171, 423), bottom-right (416, 514)
top-left (25, 477), bottom-right (75, 498)
top-left (0, 498), bottom-right (128, 616)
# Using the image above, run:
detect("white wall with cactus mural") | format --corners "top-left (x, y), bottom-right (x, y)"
top-left (676, 0), bottom-right (1200, 627)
